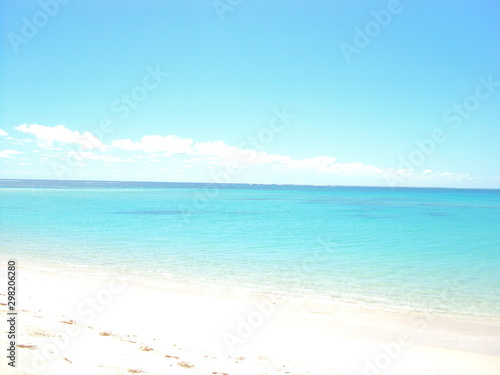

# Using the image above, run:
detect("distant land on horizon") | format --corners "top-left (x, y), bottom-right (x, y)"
top-left (0, 178), bottom-right (498, 191)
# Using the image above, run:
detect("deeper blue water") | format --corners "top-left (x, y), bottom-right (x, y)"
top-left (1, 179), bottom-right (499, 319)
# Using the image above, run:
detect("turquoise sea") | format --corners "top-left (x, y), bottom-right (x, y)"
top-left (1, 179), bottom-right (499, 320)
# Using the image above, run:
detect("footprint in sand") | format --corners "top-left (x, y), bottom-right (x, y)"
top-left (177, 361), bottom-right (194, 368)
top-left (17, 344), bottom-right (37, 350)
top-left (60, 319), bottom-right (77, 325)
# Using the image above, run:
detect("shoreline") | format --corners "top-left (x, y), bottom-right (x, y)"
top-left (1, 262), bottom-right (500, 374)
top-left (6, 256), bottom-right (500, 324)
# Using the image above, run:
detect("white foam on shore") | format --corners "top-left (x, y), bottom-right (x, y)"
top-left (12, 255), bottom-right (500, 325)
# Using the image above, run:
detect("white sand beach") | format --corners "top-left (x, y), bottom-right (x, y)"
top-left (2, 264), bottom-right (500, 375)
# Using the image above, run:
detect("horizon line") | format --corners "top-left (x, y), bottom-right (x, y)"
top-left (0, 178), bottom-right (498, 191)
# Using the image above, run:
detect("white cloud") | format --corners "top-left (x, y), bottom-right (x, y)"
top-left (0, 149), bottom-right (22, 158)
top-left (431, 171), bottom-right (470, 179)
top-left (0, 129), bottom-right (8, 136)
top-left (286, 156), bottom-right (337, 171)
top-left (194, 140), bottom-right (255, 163)
top-left (192, 140), bottom-right (293, 167)
top-left (64, 151), bottom-right (134, 163)
top-left (384, 168), bottom-right (472, 183)
top-left (10, 125), bottom-right (473, 183)
top-left (111, 135), bottom-right (390, 177)
top-left (15, 124), bottom-right (107, 151)
top-left (112, 135), bottom-right (193, 155)
top-left (192, 141), bottom-right (387, 177)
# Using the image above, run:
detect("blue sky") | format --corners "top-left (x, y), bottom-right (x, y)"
top-left (1, 0), bottom-right (499, 187)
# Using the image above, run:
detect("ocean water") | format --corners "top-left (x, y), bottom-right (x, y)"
top-left (1, 179), bottom-right (499, 320)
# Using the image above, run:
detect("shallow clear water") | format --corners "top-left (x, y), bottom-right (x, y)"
top-left (1, 179), bottom-right (499, 318)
